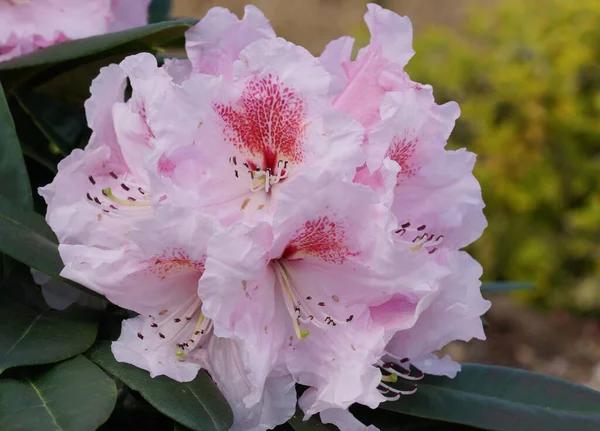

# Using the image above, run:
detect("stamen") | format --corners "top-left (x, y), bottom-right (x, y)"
top-left (102, 188), bottom-right (151, 207)
top-left (176, 313), bottom-right (213, 357)
top-left (395, 222), bottom-right (444, 254)
top-left (273, 261), bottom-right (352, 334)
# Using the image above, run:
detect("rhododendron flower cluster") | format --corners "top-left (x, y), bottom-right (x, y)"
top-left (41, 4), bottom-right (490, 430)
top-left (0, 0), bottom-right (151, 63)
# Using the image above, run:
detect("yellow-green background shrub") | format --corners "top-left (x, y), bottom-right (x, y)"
top-left (363, 0), bottom-right (600, 312)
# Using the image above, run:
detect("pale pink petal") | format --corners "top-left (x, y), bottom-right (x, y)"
top-left (59, 205), bottom-right (216, 315)
top-left (198, 221), bottom-right (288, 392)
top-left (365, 88), bottom-right (485, 250)
top-left (330, 4), bottom-right (414, 129)
top-left (112, 311), bottom-right (204, 382)
top-left (39, 146), bottom-right (139, 249)
top-left (0, 0), bottom-right (149, 63)
top-left (185, 5), bottom-right (275, 79)
top-left (385, 251), bottom-right (490, 363)
top-left (410, 354), bottom-right (461, 378)
top-left (287, 311), bottom-right (385, 414)
top-left (390, 149), bottom-right (487, 250)
top-left (200, 336), bottom-right (296, 431)
top-left (162, 58), bottom-right (193, 85)
top-left (109, 0), bottom-right (150, 32)
top-left (84, 63), bottom-right (128, 158)
top-left (112, 53), bottom-right (175, 181)
top-left (319, 36), bottom-right (355, 96)
top-left (151, 40), bottom-right (364, 223)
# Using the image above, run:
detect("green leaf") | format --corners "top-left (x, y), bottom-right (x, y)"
top-left (0, 355), bottom-right (116, 431)
top-left (16, 91), bottom-right (89, 155)
top-left (0, 194), bottom-right (63, 279)
top-left (87, 342), bottom-right (233, 431)
top-left (288, 407), bottom-right (332, 430)
top-left (0, 83), bottom-right (32, 209)
top-left (0, 276), bottom-right (98, 373)
top-left (481, 281), bottom-right (534, 292)
top-left (0, 20), bottom-right (196, 92)
top-left (149, 0), bottom-right (172, 23)
top-left (351, 405), bottom-right (479, 430)
top-left (380, 363), bottom-right (600, 431)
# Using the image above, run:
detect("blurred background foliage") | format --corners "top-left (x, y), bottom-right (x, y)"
top-left (174, 0), bottom-right (600, 313)
top-left (399, 0), bottom-right (600, 314)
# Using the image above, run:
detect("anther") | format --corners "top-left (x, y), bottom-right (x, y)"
top-left (109, 172), bottom-right (118, 179)
top-left (88, 175), bottom-right (96, 185)
top-left (137, 332), bottom-right (144, 340)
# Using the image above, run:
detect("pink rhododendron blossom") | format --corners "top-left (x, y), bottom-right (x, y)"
top-left (0, 0), bottom-right (150, 63)
top-left (41, 3), bottom-right (490, 431)
top-left (40, 53), bottom-right (294, 431)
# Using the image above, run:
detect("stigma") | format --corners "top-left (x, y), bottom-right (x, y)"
top-left (230, 156), bottom-right (289, 193)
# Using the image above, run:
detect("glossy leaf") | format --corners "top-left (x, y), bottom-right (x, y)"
top-left (16, 91), bottom-right (89, 155)
top-left (0, 20), bottom-right (196, 93)
top-left (0, 276), bottom-right (98, 373)
top-left (380, 363), bottom-right (600, 431)
top-left (351, 405), bottom-right (480, 430)
top-left (0, 83), bottom-right (31, 209)
top-left (0, 194), bottom-right (63, 279)
top-left (87, 342), bottom-right (233, 431)
top-left (481, 282), bottom-right (534, 292)
top-left (0, 355), bottom-right (116, 431)
top-left (288, 407), bottom-right (332, 430)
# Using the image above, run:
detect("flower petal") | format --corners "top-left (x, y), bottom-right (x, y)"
top-left (200, 336), bottom-right (296, 431)
top-left (59, 205), bottom-right (217, 315)
top-left (385, 251), bottom-right (490, 362)
top-left (331, 4), bottom-right (414, 129)
top-left (185, 5), bottom-right (275, 79)
top-left (287, 310), bottom-right (385, 414)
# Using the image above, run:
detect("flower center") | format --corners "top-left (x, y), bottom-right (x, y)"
top-left (272, 260), bottom-right (354, 340)
top-left (229, 156), bottom-right (289, 193)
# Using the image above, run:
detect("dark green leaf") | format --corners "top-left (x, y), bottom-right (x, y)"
top-left (87, 342), bottom-right (233, 431)
top-left (0, 194), bottom-right (63, 279)
top-left (16, 91), bottom-right (89, 155)
top-left (351, 404), bottom-right (479, 430)
top-left (0, 20), bottom-right (196, 93)
top-left (380, 363), bottom-right (600, 431)
top-left (0, 355), bottom-right (116, 431)
top-left (288, 407), bottom-right (332, 430)
top-left (481, 282), bottom-right (534, 292)
top-left (149, 0), bottom-right (172, 23)
top-left (0, 276), bottom-right (98, 373)
top-left (0, 83), bottom-right (32, 209)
